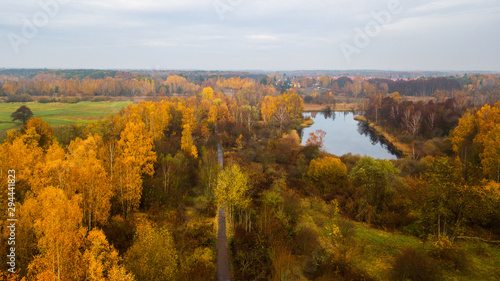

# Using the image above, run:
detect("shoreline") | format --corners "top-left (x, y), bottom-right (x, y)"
top-left (353, 116), bottom-right (408, 159)
top-left (303, 103), bottom-right (360, 112)
top-left (301, 111), bottom-right (406, 159)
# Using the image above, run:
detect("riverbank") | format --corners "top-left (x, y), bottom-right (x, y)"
top-left (303, 102), bottom-right (360, 112)
top-left (300, 118), bottom-right (314, 128)
top-left (354, 116), bottom-right (411, 158)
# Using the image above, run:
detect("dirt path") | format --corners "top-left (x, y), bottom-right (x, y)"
top-left (216, 135), bottom-right (231, 280)
top-left (217, 206), bottom-right (231, 281)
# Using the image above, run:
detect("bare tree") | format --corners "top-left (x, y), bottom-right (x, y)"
top-left (273, 103), bottom-right (289, 132)
top-left (390, 105), bottom-right (400, 126)
top-left (427, 112), bottom-right (437, 133)
top-left (242, 105), bottom-right (256, 132)
top-left (403, 109), bottom-right (422, 158)
top-left (453, 92), bottom-right (470, 115)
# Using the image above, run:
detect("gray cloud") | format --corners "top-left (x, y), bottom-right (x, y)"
top-left (1, 0), bottom-right (499, 71)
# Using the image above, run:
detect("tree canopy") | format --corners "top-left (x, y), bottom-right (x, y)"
top-left (11, 105), bottom-right (34, 124)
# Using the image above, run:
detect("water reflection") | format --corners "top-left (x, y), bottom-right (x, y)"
top-left (357, 122), bottom-right (380, 145)
top-left (310, 110), bottom-right (337, 121)
top-left (301, 112), bottom-right (399, 160)
top-left (356, 122), bottom-right (401, 156)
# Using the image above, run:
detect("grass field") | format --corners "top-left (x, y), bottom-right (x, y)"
top-left (0, 101), bottom-right (131, 134)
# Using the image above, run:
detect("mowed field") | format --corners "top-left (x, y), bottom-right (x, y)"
top-left (0, 101), bottom-right (132, 134)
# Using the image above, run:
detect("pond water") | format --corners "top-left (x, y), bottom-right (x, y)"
top-left (301, 112), bottom-right (399, 160)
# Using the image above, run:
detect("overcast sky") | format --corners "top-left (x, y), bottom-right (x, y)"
top-left (1, 0), bottom-right (499, 71)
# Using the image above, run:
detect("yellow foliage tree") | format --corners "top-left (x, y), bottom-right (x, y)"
top-left (181, 106), bottom-right (198, 158)
top-left (307, 157), bottom-right (347, 195)
top-left (215, 164), bottom-right (250, 228)
top-left (116, 120), bottom-right (156, 217)
top-left (29, 142), bottom-right (68, 195)
top-left (125, 101), bottom-right (171, 141)
top-left (25, 187), bottom-right (85, 280)
top-left (24, 117), bottom-right (54, 149)
top-left (452, 103), bottom-right (500, 182)
top-left (281, 90), bottom-right (304, 118)
top-left (84, 228), bottom-right (133, 281)
top-left (391, 91), bottom-right (402, 103)
top-left (124, 220), bottom-right (178, 281)
top-left (480, 124), bottom-right (500, 182)
top-left (67, 136), bottom-right (113, 229)
top-left (0, 134), bottom-right (43, 199)
top-left (201, 87), bottom-right (214, 100)
top-left (261, 96), bottom-right (277, 123)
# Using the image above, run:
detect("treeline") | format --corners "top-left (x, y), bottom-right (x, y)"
top-left (2, 70), bottom-right (499, 105)
top-left (385, 77), bottom-right (461, 96)
top-left (298, 74), bottom-right (499, 103)
top-left (0, 72), bottom-right (278, 101)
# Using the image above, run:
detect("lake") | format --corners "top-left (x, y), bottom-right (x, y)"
top-left (301, 112), bottom-right (399, 160)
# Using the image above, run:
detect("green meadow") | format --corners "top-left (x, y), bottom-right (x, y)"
top-left (0, 101), bottom-right (131, 134)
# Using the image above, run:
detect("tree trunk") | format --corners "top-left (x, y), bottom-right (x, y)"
top-left (497, 159), bottom-right (499, 183)
top-left (438, 214), bottom-right (441, 237)
top-left (412, 141), bottom-right (415, 159)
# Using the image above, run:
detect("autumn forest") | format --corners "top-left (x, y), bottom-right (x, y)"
top-left (1, 69), bottom-right (500, 280)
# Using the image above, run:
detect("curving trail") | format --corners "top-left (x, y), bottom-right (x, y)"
top-left (216, 138), bottom-right (231, 281)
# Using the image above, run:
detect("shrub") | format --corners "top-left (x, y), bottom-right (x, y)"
top-left (428, 237), bottom-right (470, 272)
top-left (37, 97), bottom-right (54, 103)
top-left (93, 95), bottom-right (111, 102)
top-left (337, 218), bottom-right (356, 242)
top-left (471, 241), bottom-right (490, 257)
top-left (179, 247), bottom-right (216, 280)
top-left (6, 93), bottom-right (33, 102)
top-left (60, 96), bottom-right (81, 103)
top-left (80, 96), bottom-right (93, 101)
top-left (231, 226), bottom-right (271, 280)
top-left (292, 226), bottom-right (319, 255)
top-left (319, 257), bottom-right (377, 281)
top-left (391, 247), bottom-right (441, 281)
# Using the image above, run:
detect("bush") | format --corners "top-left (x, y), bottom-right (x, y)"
top-left (391, 247), bottom-right (441, 281)
top-left (60, 96), bottom-right (81, 103)
top-left (428, 237), bottom-right (470, 272)
top-left (37, 97), bottom-right (54, 103)
top-left (80, 96), bottom-right (93, 101)
top-left (471, 241), bottom-right (490, 257)
top-left (337, 218), bottom-right (356, 242)
top-left (92, 95), bottom-right (111, 102)
top-left (6, 94), bottom-right (33, 102)
top-left (231, 226), bottom-right (271, 280)
top-left (319, 257), bottom-right (377, 281)
top-left (292, 226), bottom-right (319, 255)
top-left (179, 247), bottom-right (216, 280)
